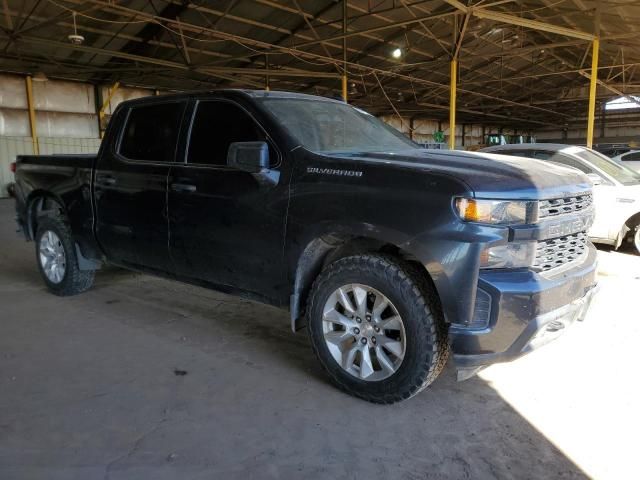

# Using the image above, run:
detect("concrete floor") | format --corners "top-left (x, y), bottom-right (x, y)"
top-left (0, 199), bottom-right (638, 480)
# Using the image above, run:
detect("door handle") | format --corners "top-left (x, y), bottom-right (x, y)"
top-left (96, 175), bottom-right (116, 186)
top-left (170, 182), bottom-right (197, 193)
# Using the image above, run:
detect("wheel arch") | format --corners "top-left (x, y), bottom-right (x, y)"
top-left (289, 232), bottom-right (442, 332)
top-left (618, 211), bottom-right (640, 249)
top-left (25, 190), bottom-right (66, 240)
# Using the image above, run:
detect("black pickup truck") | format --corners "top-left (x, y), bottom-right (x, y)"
top-left (14, 90), bottom-right (598, 403)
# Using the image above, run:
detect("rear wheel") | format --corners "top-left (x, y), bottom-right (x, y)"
top-left (307, 254), bottom-right (448, 403)
top-left (35, 215), bottom-right (95, 296)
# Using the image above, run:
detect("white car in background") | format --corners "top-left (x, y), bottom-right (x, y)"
top-left (481, 144), bottom-right (640, 254)
top-left (612, 150), bottom-right (640, 172)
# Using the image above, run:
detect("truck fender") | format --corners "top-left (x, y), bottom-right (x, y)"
top-left (288, 226), bottom-right (443, 332)
top-left (617, 211), bottom-right (640, 248)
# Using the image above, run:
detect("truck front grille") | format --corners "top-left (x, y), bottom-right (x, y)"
top-left (538, 192), bottom-right (592, 219)
top-left (533, 231), bottom-right (589, 272)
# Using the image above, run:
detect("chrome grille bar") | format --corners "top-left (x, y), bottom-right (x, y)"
top-left (538, 193), bottom-right (593, 219)
top-left (533, 231), bottom-right (589, 272)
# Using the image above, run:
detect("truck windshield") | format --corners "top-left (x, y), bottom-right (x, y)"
top-left (260, 98), bottom-right (419, 154)
top-left (573, 148), bottom-right (640, 185)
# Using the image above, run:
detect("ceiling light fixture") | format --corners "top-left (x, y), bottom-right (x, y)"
top-left (68, 12), bottom-right (85, 45)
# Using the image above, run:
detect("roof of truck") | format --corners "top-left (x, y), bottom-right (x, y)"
top-left (118, 89), bottom-right (343, 108)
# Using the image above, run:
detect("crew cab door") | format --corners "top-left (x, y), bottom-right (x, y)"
top-left (94, 100), bottom-right (187, 271)
top-left (167, 99), bottom-right (288, 302)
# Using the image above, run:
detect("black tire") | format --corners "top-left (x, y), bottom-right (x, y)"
top-left (307, 254), bottom-right (448, 404)
top-left (633, 226), bottom-right (640, 255)
top-left (35, 215), bottom-right (95, 296)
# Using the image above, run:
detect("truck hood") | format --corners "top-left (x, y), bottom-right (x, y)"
top-left (336, 149), bottom-right (592, 200)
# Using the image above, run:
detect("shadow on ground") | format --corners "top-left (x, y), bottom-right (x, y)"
top-left (0, 200), bottom-right (586, 479)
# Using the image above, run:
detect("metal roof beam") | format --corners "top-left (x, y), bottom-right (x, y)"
top-left (443, 1), bottom-right (595, 40)
top-left (579, 69), bottom-right (640, 107)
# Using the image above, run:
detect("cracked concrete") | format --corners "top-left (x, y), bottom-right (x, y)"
top-left (0, 199), bottom-right (634, 479)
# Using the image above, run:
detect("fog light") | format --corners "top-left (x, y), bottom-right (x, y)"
top-left (481, 242), bottom-right (536, 269)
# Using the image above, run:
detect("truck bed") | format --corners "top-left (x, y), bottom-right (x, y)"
top-left (17, 154), bottom-right (96, 169)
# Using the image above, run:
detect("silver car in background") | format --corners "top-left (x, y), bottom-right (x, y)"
top-left (481, 144), bottom-right (640, 254)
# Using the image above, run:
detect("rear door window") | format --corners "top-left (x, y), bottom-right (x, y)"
top-left (119, 102), bottom-right (187, 162)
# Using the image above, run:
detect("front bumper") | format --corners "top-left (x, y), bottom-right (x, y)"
top-left (450, 243), bottom-right (598, 379)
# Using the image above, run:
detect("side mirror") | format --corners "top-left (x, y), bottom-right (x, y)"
top-left (227, 141), bottom-right (269, 173)
top-left (226, 141), bottom-right (279, 187)
top-left (586, 172), bottom-right (602, 186)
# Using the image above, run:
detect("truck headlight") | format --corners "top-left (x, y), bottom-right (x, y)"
top-left (455, 198), bottom-right (536, 225)
top-left (480, 242), bottom-right (537, 269)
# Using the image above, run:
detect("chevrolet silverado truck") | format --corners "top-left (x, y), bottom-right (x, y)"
top-left (13, 90), bottom-right (598, 403)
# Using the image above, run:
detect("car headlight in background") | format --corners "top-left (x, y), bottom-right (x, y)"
top-left (480, 242), bottom-right (537, 269)
top-left (455, 198), bottom-right (536, 225)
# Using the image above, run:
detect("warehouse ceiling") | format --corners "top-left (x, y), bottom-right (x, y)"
top-left (1, 0), bottom-right (639, 128)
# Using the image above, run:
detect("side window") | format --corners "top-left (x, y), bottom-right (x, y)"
top-left (532, 150), bottom-right (551, 160)
top-left (546, 153), bottom-right (593, 174)
top-left (623, 152), bottom-right (640, 161)
top-left (512, 150), bottom-right (535, 158)
top-left (187, 101), bottom-right (273, 166)
top-left (119, 102), bottom-right (186, 162)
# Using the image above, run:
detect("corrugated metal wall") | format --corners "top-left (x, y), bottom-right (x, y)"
top-left (0, 72), bottom-right (153, 198)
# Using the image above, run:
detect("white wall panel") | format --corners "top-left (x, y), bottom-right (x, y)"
top-left (0, 73), bottom-right (28, 109)
top-left (0, 109), bottom-right (31, 136)
top-left (32, 79), bottom-right (95, 114)
top-left (35, 111), bottom-right (99, 138)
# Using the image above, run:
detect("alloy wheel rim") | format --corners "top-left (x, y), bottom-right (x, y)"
top-left (39, 230), bottom-right (66, 284)
top-left (322, 283), bottom-right (406, 381)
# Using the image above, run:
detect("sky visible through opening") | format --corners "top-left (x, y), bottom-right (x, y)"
top-left (605, 96), bottom-right (640, 111)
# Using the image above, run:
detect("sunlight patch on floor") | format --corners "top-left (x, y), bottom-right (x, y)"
top-left (479, 251), bottom-right (640, 480)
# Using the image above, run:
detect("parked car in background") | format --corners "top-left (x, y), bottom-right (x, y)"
top-left (482, 144), bottom-right (640, 254)
top-left (595, 144), bottom-right (631, 158)
top-left (612, 150), bottom-right (640, 172)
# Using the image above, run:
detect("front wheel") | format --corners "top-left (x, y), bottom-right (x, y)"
top-left (307, 254), bottom-right (448, 403)
top-left (35, 215), bottom-right (95, 296)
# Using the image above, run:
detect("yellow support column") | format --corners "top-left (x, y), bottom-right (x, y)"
top-left (25, 76), bottom-right (39, 155)
top-left (586, 37), bottom-right (599, 149)
top-left (448, 59), bottom-right (457, 150)
top-left (342, 0), bottom-right (348, 102)
top-left (99, 82), bottom-right (120, 138)
top-left (342, 75), bottom-right (348, 103)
